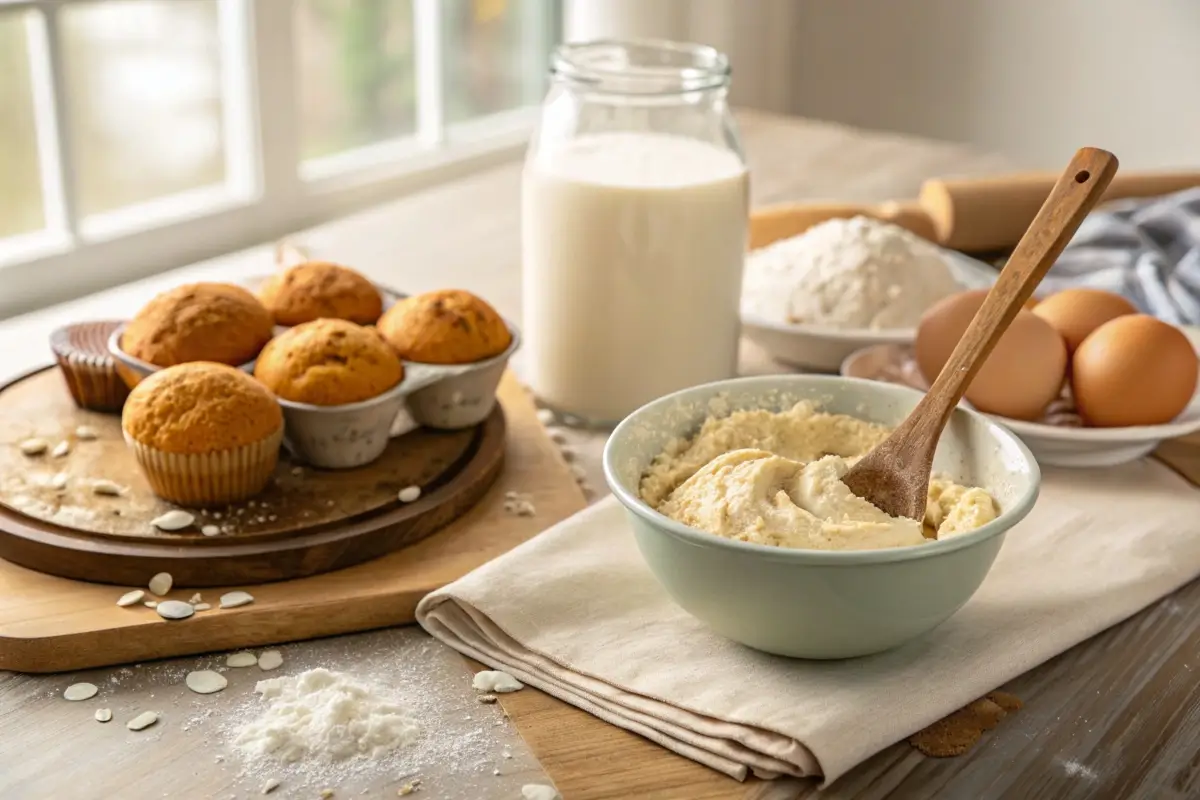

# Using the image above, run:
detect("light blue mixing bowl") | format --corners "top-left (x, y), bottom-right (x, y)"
top-left (603, 375), bottom-right (1040, 659)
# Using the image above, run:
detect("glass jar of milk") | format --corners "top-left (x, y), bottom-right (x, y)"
top-left (521, 39), bottom-right (749, 427)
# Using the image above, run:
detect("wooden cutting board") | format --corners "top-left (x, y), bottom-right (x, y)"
top-left (0, 371), bottom-right (588, 673)
top-left (0, 367), bottom-right (506, 586)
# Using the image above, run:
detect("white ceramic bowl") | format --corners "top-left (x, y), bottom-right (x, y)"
top-left (841, 343), bottom-right (1200, 468)
top-left (602, 374), bottom-right (1040, 660)
top-left (741, 250), bottom-right (998, 372)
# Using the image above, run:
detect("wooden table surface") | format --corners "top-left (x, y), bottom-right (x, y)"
top-left (3, 110), bottom-right (1195, 800)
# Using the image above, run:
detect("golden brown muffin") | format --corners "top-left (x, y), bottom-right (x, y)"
top-left (377, 288), bottom-right (511, 364)
top-left (122, 282), bottom-right (274, 368)
top-left (122, 362), bottom-right (283, 506)
top-left (253, 318), bottom-right (405, 406)
top-left (259, 261), bottom-right (384, 326)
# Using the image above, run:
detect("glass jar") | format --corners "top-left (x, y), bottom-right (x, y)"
top-left (521, 39), bottom-right (749, 427)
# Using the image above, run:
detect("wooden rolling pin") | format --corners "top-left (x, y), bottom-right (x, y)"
top-left (920, 170), bottom-right (1200, 253)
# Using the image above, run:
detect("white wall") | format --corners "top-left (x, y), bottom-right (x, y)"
top-left (787, 0), bottom-right (1200, 169)
top-left (567, 0), bottom-right (1200, 171)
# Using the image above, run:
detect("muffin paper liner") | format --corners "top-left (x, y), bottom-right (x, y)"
top-left (124, 426), bottom-right (284, 507)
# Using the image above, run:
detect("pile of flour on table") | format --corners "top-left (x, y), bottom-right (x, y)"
top-left (233, 668), bottom-right (421, 763)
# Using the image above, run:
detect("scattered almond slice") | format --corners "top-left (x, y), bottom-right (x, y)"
top-left (185, 670), bottom-right (228, 694)
top-left (150, 510), bottom-right (195, 531)
top-left (193, 602), bottom-right (212, 611)
top-left (50, 472), bottom-right (69, 490)
top-left (257, 650), bottom-right (283, 671)
top-left (522, 786), bottom-right (560, 800)
top-left (74, 425), bottom-right (98, 440)
top-left (472, 670), bottom-right (523, 693)
top-left (262, 779), bottom-right (281, 795)
top-left (51, 440), bottom-right (70, 458)
top-left (226, 652), bottom-right (258, 668)
top-left (143, 600), bottom-right (158, 608)
top-left (94, 708), bottom-right (112, 723)
top-left (398, 486), bottom-right (421, 503)
top-left (116, 589), bottom-right (145, 607)
top-left (320, 791), bottom-right (334, 799)
top-left (188, 592), bottom-right (202, 605)
top-left (92, 479), bottom-right (124, 496)
top-left (219, 591), bottom-right (254, 609)
top-left (63, 682), bottom-right (98, 701)
top-left (18, 438), bottom-right (47, 456)
top-left (156, 600), bottom-right (195, 620)
top-left (126, 711), bottom-right (159, 731)
top-left (148, 572), bottom-right (173, 596)
top-left (201, 524), bottom-right (220, 536)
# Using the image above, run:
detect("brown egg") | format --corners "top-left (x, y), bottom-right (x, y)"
top-left (915, 290), bottom-right (1068, 420)
top-left (1031, 288), bottom-right (1137, 353)
top-left (1071, 315), bottom-right (1198, 427)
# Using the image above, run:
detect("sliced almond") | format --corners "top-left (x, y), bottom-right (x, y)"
top-left (226, 652), bottom-right (258, 668)
top-left (18, 438), bottom-right (47, 456)
top-left (156, 600), bottom-right (194, 620)
top-left (185, 670), bottom-right (228, 694)
top-left (116, 589), bottom-right (145, 607)
top-left (398, 486), bottom-right (421, 503)
top-left (219, 591), bottom-right (254, 609)
top-left (94, 708), bottom-right (112, 723)
top-left (74, 425), bottom-right (98, 440)
top-left (147, 572), bottom-right (173, 596)
top-left (126, 711), bottom-right (158, 731)
top-left (262, 778), bottom-right (281, 795)
top-left (51, 440), bottom-right (70, 458)
top-left (92, 479), bottom-right (124, 496)
top-left (63, 682), bottom-right (98, 701)
top-left (150, 510), bottom-right (194, 531)
top-left (193, 602), bottom-right (212, 611)
top-left (201, 524), bottom-right (220, 536)
top-left (143, 601), bottom-right (157, 608)
top-left (188, 592), bottom-right (202, 605)
top-left (257, 650), bottom-right (283, 671)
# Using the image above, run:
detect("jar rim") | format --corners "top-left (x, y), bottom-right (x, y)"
top-left (551, 39), bottom-right (731, 94)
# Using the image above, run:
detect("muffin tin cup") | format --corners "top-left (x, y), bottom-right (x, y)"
top-left (124, 426), bottom-right (284, 507)
top-left (50, 321), bottom-right (131, 412)
top-left (402, 325), bottom-right (520, 430)
top-left (277, 384), bottom-right (411, 470)
top-left (106, 323), bottom-right (257, 389)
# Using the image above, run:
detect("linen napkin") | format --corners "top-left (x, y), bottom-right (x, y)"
top-left (416, 459), bottom-right (1200, 785)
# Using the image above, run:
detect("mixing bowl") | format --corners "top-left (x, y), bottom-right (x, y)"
top-left (603, 375), bottom-right (1040, 659)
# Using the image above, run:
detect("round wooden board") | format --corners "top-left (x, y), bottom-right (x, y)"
top-left (0, 367), bottom-right (505, 586)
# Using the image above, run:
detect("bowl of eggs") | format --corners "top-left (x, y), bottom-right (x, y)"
top-left (841, 287), bottom-right (1200, 467)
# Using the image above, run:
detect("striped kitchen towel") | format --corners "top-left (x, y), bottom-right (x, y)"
top-left (1039, 186), bottom-right (1200, 325)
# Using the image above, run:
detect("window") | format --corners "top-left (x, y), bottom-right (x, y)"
top-left (0, 0), bottom-right (562, 318)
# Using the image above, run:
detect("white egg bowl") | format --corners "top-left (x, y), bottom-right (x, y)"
top-left (841, 342), bottom-right (1200, 468)
top-left (741, 250), bottom-right (998, 373)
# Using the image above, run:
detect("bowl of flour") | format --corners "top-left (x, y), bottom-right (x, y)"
top-left (740, 214), bottom-right (995, 371)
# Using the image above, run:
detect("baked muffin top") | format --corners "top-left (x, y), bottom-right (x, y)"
top-left (253, 318), bottom-right (405, 406)
top-left (259, 262), bottom-right (384, 326)
top-left (122, 282), bottom-right (274, 368)
top-left (377, 289), bottom-right (511, 364)
top-left (122, 362), bottom-right (283, 454)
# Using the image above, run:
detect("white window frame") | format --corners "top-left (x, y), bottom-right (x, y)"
top-left (0, 0), bottom-right (561, 318)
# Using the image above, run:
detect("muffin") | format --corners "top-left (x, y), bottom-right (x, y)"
top-left (377, 289), bottom-right (511, 364)
top-left (50, 321), bottom-right (131, 412)
top-left (122, 362), bottom-right (284, 506)
top-left (259, 262), bottom-right (383, 326)
top-left (121, 282), bottom-right (274, 368)
top-left (254, 318), bottom-right (404, 406)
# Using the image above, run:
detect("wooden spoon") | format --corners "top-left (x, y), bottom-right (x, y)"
top-left (841, 147), bottom-right (1119, 521)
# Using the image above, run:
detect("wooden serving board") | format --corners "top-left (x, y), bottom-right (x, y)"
top-left (0, 367), bottom-right (505, 586)
top-left (0, 371), bottom-right (587, 673)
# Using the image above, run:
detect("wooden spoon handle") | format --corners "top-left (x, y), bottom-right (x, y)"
top-left (922, 147), bottom-right (1119, 426)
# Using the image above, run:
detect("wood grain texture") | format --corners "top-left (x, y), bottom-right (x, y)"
top-left (843, 148), bottom-right (1118, 520)
top-left (0, 371), bottom-right (587, 673)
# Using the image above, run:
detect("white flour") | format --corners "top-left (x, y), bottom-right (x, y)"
top-left (233, 668), bottom-right (421, 764)
top-left (741, 215), bottom-right (960, 330)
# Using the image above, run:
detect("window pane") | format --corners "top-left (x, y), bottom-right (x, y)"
top-left (443, 0), bottom-right (560, 125)
top-left (295, 0), bottom-right (417, 161)
top-left (61, 0), bottom-right (226, 218)
top-left (0, 12), bottom-right (46, 238)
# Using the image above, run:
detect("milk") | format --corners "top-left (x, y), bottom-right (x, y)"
top-left (521, 131), bottom-right (749, 424)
